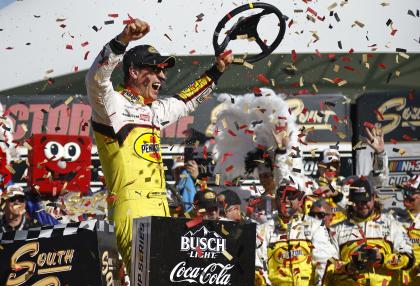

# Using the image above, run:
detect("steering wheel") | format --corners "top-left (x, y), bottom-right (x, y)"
top-left (213, 2), bottom-right (286, 64)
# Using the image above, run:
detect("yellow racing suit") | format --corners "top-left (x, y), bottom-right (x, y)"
top-left (85, 37), bottom-right (223, 270)
top-left (395, 211), bottom-right (420, 285)
top-left (322, 212), bottom-right (414, 286)
top-left (255, 213), bottom-right (336, 286)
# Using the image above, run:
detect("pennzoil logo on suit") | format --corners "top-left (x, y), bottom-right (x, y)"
top-left (134, 133), bottom-right (162, 163)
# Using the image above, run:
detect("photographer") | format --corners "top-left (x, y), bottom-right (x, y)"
top-left (172, 157), bottom-right (199, 213)
top-left (322, 176), bottom-right (414, 286)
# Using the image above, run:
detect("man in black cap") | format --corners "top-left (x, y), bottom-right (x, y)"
top-left (86, 18), bottom-right (233, 270)
top-left (323, 176), bottom-right (414, 286)
top-left (193, 189), bottom-right (220, 220)
top-left (217, 189), bottom-right (242, 221)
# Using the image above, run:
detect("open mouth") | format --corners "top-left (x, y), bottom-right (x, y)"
top-left (151, 82), bottom-right (162, 91)
top-left (46, 167), bottom-right (77, 181)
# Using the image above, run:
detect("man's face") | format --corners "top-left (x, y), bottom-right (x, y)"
top-left (133, 66), bottom-right (166, 104)
top-left (258, 172), bottom-right (275, 193)
top-left (276, 192), bottom-right (302, 218)
top-left (403, 193), bottom-right (420, 212)
top-left (225, 205), bottom-right (241, 221)
top-left (202, 206), bottom-right (220, 220)
top-left (310, 205), bottom-right (333, 227)
top-left (353, 196), bottom-right (375, 218)
top-left (5, 196), bottom-right (26, 217)
top-left (318, 161), bottom-right (340, 181)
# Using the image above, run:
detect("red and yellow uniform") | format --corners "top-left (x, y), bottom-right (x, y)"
top-left (255, 214), bottom-right (336, 286)
top-left (323, 212), bottom-right (414, 286)
top-left (86, 38), bottom-right (222, 270)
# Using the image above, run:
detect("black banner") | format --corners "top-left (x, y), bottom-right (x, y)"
top-left (0, 220), bottom-right (121, 286)
top-left (131, 217), bottom-right (256, 286)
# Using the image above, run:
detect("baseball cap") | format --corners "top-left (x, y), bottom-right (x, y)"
top-left (348, 177), bottom-right (373, 202)
top-left (123, 45), bottom-right (175, 74)
top-left (4, 184), bottom-right (25, 200)
top-left (320, 148), bottom-right (340, 164)
top-left (400, 175), bottom-right (420, 196)
top-left (171, 157), bottom-right (185, 170)
top-left (194, 189), bottom-right (218, 209)
top-left (218, 189), bottom-right (241, 209)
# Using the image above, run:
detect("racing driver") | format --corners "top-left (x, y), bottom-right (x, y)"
top-left (85, 18), bottom-right (233, 270)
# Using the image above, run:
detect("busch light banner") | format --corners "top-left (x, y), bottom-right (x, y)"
top-left (354, 91), bottom-right (420, 186)
top-left (131, 217), bottom-right (256, 286)
top-left (0, 220), bottom-right (121, 286)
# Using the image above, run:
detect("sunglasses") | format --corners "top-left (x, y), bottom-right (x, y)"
top-left (309, 212), bottom-right (330, 219)
top-left (8, 195), bottom-right (25, 203)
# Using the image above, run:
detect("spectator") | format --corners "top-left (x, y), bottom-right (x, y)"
top-left (395, 175), bottom-right (420, 285)
top-left (323, 176), bottom-right (414, 286)
top-left (193, 189), bottom-right (220, 220)
top-left (308, 198), bottom-right (333, 228)
top-left (1, 185), bottom-right (40, 232)
top-left (172, 157), bottom-right (199, 213)
top-left (217, 189), bottom-right (242, 221)
top-left (255, 183), bottom-right (335, 286)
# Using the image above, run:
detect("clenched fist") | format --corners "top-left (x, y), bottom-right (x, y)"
top-left (118, 18), bottom-right (150, 45)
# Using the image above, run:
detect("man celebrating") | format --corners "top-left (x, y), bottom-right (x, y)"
top-left (255, 182), bottom-right (335, 286)
top-left (323, 176), bottom-right (414, 286)
top-left (85, 18), bottom-right (233, 269)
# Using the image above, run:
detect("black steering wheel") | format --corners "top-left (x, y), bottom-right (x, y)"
top-left (213, 2), bottom-right (286, 64)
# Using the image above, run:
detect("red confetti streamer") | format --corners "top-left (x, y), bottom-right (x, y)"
top-left (65, 44), bottom-right (73, 50)
top-left (225, 165), bottom-right (234, 172)
top-left (390, 138), bottom-right (397, 144)
top-left (374, 109), bottom-right (384, 120)
top-left (192, 60), bottom-right (200, 65)
top-left (363, 121), bottom-right (375, 129)
top-left (227, 129), bottom-right (237, 137)
top-left (108, 13), bottom-right (119, 18)
top-left (195, 245), bottom-right (203, 257)
top-left (189, 49), bottom-right (196, 54)
top-left (306, 7), bottom-right (317, 16)
top-left (291, 49), bottom-right (297, 62)
top-left (257, 73), bottom-right (270, 85)
top-left (81, 41), bottom-right (89, 47)
top-left (348, 48), bottom-right (354, 54)
top-left (84, 51), bottom-right (90, 60)
top-left (186, 216), bottom-right (203, 228)
top-left (341, 56), bottom-right (351, 62)
top-left (252, 86), bottom-right (262, 94)
top-left (315, 49), bottom-right (322, 58)
top-left (59, 24), bottom-right (66, 28)
top-left (391, 29), bottom-right (398, 36)
top-left (219, 49), bottom-right (232, 59)
top-left (74, 66), bottom-right (79, 72)
top-left (123, 19), bottom-right (135, 25)
top-left (344, 65), bottom-right (355, 71)
top-left (328, 54), bottom-right (336, 59)
top-left (302, 107), bottom-right (308, 115)
top-left (378, 63), bottom-right (386, 69)
top-left (288, 19), bottom-right (294, 28)
top-left (403, 134), bottom-right (413, 141)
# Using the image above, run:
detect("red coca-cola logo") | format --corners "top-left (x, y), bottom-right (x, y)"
top-left (169, 262), bottom-right (233, 285)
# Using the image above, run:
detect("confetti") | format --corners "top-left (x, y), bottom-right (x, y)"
top-left (108, 13), bottom-right (119, 18)
top-left (104, 20), bottom-right (114, 25)
top-left (257, 74), bottom-right (270, 85)
top-left (186, 216), bottom-right (203, 228)
top-left (84, 51), bottom-right (90, 60)
top-left (222, 250), bottom-right (233, 261)
top-left (164, 33), bottom-right (172, 41)
top-left (123, 19), bottom-right (135, 25)
top-left (65, 44), bottom-right (73, 50)
top-left (81, 41), bottom-right (89, 47)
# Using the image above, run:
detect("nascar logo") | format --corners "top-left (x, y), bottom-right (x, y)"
top-left (134, 133), bottom-right (162, 163)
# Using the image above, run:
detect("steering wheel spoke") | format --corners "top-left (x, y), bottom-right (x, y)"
top-left (213, 2), bottom-right (286, 64)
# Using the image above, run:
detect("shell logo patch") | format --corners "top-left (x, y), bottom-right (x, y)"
top-left (134, 133), bottom-right (162, 163)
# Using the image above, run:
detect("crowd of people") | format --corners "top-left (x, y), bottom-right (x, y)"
top-left (0, 17), bottom-right (419, 286)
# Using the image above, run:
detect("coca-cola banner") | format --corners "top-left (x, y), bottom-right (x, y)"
top-left (131, 217), bottom-right (256, 286)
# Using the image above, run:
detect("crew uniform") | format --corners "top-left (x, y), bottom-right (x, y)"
top-left (86, 37), bottom-right (223, 269)
top-left (255, 213), bottom-right (336, 286)
top-left (395, 211), bottom-right (420, 285)
top-left (323, 178), bottom-right (414, 286)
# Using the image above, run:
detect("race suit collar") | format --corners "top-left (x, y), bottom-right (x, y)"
top-left (117, 84), bottom-right (145, 105)
top-left (350, 210), bottom-right (380, 224)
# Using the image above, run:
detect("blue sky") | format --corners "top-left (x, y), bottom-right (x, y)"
top-left (0, 0), bottom-right (14, 9)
